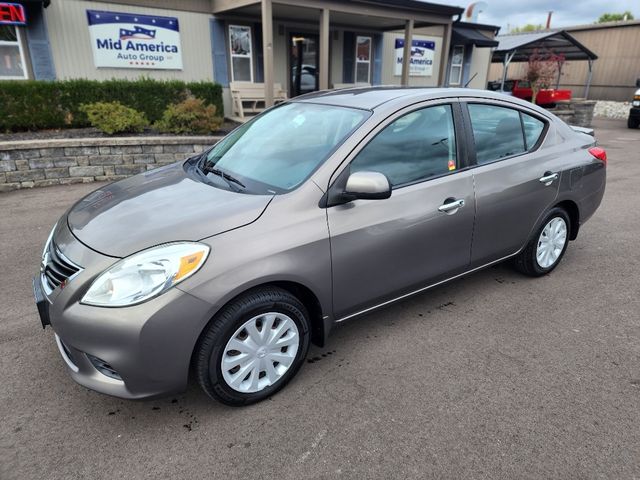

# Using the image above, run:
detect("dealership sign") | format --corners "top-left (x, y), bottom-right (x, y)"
top-left (86, 10), bottom-right (183, 70)
top-left (394, 38), bottom-right (435, 77)
top-left (0, 3), bottom-right (26, 25)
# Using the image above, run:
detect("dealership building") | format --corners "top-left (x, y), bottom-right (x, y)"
top-left (2, 0), bottom-right (500, 117)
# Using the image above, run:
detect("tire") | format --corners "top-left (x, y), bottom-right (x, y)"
top-left (513, 207), bottom-right (571, 277)
top-left (628, 117), bottom-right (639, 129)
top-left (195, 287), bottom-right (310, 406)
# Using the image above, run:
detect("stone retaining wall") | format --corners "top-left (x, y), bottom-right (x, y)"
top-left (0, 136), bottom-right (222, 193)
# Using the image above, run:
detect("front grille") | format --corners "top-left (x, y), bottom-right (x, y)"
top-left (87, 354), bottom-right (123, 381)
top-left (42, 241), bottom-right (81, 293)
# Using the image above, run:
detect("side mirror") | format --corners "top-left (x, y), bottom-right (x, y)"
top-left (636, 78), bottom-right (640, 88)
top-left (344, 171), bottom-right (391, 200)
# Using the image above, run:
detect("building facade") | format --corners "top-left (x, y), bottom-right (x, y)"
top-left (2, 0), bottom-right (499, 116)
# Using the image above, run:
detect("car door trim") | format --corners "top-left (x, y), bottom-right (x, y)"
top-left (334, 250), bottom-right (519, 323)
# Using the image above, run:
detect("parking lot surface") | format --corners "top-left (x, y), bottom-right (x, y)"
top-left (1, 118), bottom-right (639, 479)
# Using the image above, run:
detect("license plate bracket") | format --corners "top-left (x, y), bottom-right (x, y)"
top-left (32, 277), bottom-right (51, 329)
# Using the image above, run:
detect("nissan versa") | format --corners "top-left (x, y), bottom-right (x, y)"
top-left (34, 88), bottom-right (606, 406)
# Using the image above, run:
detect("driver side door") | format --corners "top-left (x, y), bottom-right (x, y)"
top-left (326, 101), bottom-right (476, 319)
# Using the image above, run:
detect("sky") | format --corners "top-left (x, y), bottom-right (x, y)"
top-left (428, 0), bottom-right (638, 31)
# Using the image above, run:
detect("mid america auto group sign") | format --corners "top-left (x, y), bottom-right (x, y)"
top-left (86, 10), bottom-right (183, 70)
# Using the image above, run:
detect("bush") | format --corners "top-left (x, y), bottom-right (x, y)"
top-left (80, 102), bottom-right (148, 135)
top-left (154, 97), bottom-right (223, 134)
top-left (0, 78), bottom-right (223, 131)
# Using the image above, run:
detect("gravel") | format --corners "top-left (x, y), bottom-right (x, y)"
top-left (594, 101), bottom-right (631, 119)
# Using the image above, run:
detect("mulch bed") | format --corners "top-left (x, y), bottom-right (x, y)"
top-left (0, 120), bottom-right (241, 142)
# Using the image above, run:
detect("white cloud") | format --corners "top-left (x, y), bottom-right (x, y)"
top-left (429, 0), bottom-right (637, 30)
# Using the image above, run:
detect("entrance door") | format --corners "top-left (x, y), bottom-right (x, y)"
top-left (289, 32), bottom-right (319, 97)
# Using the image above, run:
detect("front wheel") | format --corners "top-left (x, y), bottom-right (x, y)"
top-left (513, 208), bottom-right (570, 277)
top-left (194, 287), bottom-right (311, 406)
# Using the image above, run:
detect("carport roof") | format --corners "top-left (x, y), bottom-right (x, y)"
top-left (492, 30), bottom-right (598, 62)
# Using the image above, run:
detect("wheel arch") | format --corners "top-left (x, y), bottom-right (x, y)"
top-left (189, 279), bottom-right (330, 374)
top-left (554, 199), bottom-right (580, 240)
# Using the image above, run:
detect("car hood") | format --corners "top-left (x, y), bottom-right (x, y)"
top-left (66, 162), bottom-right (273, 258)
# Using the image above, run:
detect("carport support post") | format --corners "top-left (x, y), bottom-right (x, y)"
top-left (401, 18), bottom-right (414, 86)
top-left (500, 50), bottom-right (515, 91)
top-left (319, 8), bottom-right (330, 90)
top-left (261, 0), bottom-right (274, 107)
top-left (438, 22), bottom-right (452, 86)
top-left (584, 59), bottom-right (594, 99)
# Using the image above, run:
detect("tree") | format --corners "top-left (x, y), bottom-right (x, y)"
top-left (597, 11), bottom-right (634, 23)
top-left (510, 24), bottom-right (544, 33)
top-left (524, 49), bottom-right (565, 105)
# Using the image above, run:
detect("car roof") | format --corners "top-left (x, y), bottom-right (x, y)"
top-left (294, 86), bottom-right (551, 115)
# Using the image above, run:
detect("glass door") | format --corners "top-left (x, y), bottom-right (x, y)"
top-left (289, 32), bottom-right (319, 97)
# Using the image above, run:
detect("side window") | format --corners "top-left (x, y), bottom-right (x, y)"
top-left (468, 104), bottom-right (525, 164)
top-left (350, 105), bottom-right (457, 187)
top-left (522, 112), bottom-right (545, 149)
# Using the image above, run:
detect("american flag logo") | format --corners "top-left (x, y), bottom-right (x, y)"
top-left (119, 26), bottom-right (156, 40)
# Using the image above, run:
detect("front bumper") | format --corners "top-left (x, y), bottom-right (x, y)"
top-left (630, 107), bottom-right (640, 119)
top-left (39, 220), bottom-right (216, 399)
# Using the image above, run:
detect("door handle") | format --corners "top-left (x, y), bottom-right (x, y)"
top-left (539, 172), bottom-right (559, 186)
top-left (438, 198), bottom-right (465, 213)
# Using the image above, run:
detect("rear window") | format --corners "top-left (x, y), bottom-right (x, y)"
top-left (468, 104), bottom-right (526, 164)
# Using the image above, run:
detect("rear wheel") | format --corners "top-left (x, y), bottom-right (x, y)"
top-left (513, 207), bottom-right (570, 277)
top-left (195, 287), bottom-right (310, 406)
top-left (628, 116), bottom-right (639, 129)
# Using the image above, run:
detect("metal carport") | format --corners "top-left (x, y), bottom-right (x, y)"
top-left (492, 30), bottom-right (598, 98)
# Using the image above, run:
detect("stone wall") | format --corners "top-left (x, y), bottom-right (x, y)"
top-left (0, 136), bottom-right (222, 193)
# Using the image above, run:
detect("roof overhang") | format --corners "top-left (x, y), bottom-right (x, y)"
top-left (452, 24), bottom-right (499, 48)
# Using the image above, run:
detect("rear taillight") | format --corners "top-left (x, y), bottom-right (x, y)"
top-left (588, 147), bottom-right (607, 166)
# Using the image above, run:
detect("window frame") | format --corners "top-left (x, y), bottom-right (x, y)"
top-left (228, 24), bottom-right (254, 83)
top-left (448, 45), bottom-right (464, 86)
top-left (460, 99), bottom-right (550, 168)
top-left (328, 100), bottom-right (469, 194)
top-left (0, 25), bottom-right (28, 80)
top-left (354, 35), bottom-right (372, 84)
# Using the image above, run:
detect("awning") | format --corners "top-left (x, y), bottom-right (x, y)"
top-left (452, 25), bottom-right (498, 48)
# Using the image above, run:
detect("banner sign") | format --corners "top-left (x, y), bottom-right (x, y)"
top-left (86, 10), bottom-right (183, 70)
top-left (0, 3), bottom-right (26, 26)
top-left (394, 38), bottom-right (435, 77)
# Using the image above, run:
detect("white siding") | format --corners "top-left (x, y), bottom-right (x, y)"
top-left (45, 0), bottom-right (214, 81)
top-left (467, 45), bottom-right (492, 89)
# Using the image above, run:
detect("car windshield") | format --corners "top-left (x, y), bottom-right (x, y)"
top-left (201, 102), bottom-right (370, 192)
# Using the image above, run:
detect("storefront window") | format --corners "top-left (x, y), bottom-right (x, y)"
top-left (355, 35), bottom-right (371, 84)
top-left (0, 25), bottom-right (27, 79)
top-left (449, 45), bottom-right (464, 86)
top-left (229, 25), bottom-right (253, 82)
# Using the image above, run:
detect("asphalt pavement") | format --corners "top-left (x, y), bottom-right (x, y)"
top-left (1, 118), bottom-right (639, 479)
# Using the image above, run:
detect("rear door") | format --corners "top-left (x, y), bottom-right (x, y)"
top-left (326, 101), bottom-right (475, 319)
top-left (462, 100), bottom-right (563, 267)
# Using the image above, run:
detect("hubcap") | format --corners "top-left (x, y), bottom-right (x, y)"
top-left (221, 312), bottom-right (300, 394)
top-left (536, 217), bottom-right (568, 269)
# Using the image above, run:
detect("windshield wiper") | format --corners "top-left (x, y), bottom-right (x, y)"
top-left (201, 163), bottom-right (246, 189)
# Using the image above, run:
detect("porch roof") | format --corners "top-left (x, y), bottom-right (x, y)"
top-left (213, 0), bottom-right (464, 29)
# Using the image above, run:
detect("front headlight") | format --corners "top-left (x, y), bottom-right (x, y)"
top-left (81, 242), bottom-right (210, 307)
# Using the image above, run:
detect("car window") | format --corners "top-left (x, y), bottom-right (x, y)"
top-left (468, 104), bottom-right (525, 164)
top-left (521, 112), bottom-right (545, 149)
top-left (350, 104), bottom-right (457, 187)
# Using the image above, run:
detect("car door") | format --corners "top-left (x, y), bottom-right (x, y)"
top-left (326, 101), bottom-right (476, 319)
top-left (462, 100), bottom-right (563, 267)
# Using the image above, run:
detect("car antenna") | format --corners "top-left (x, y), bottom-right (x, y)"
top-left (464, 72), bottom-right (478, 88)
